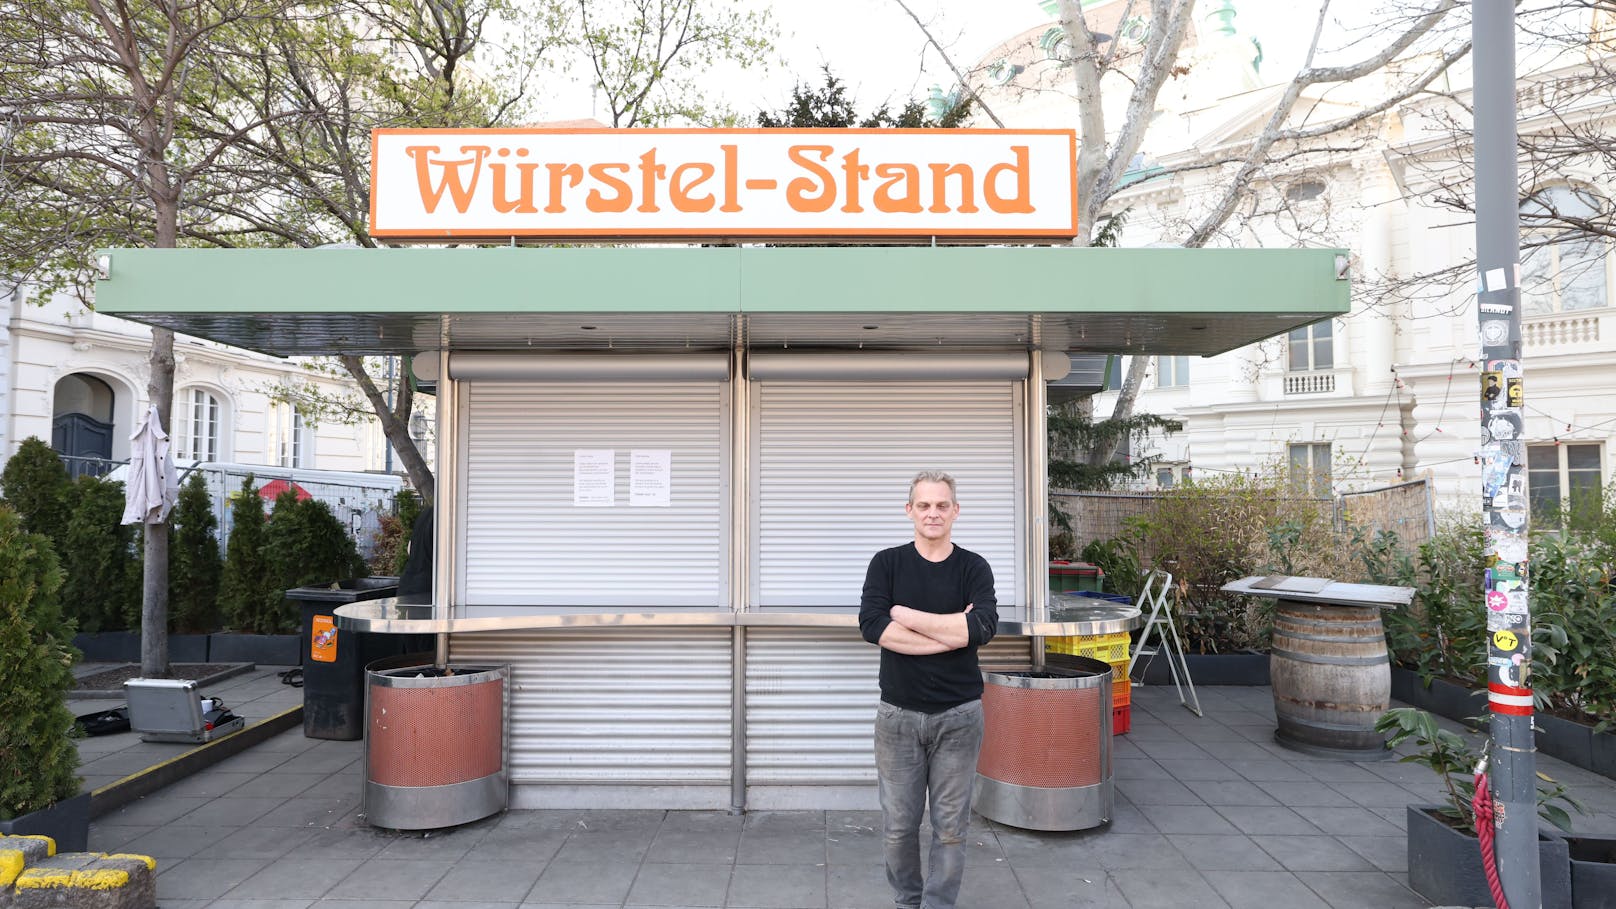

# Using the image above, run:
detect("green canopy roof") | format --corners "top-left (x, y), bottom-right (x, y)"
top-left (93, 245), bottom-right (1348, 357)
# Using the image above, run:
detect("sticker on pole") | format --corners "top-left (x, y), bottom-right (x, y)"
top-left (311, 614), bottom-right (338, 663)
top-left (1492, 629), bottom-right (1520, 652)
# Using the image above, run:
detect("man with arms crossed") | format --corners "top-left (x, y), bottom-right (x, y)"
top-left (859, 471), bottom-right (999, 909)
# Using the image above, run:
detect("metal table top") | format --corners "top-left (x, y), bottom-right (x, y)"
top-left (1221, 575), bottom-right (1413, 609)
top-left (333, 599), bottom-right (1142, 637)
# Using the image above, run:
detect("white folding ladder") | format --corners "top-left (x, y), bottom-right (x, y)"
top-left (1127, 569), bottom-right (1202, 717)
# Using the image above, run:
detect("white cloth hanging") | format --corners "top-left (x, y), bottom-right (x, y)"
top-left (121, 403), bottom-right (179, 525)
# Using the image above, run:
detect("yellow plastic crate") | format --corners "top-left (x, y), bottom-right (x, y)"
top-left (1072, 633), bottom-right (1130, 664)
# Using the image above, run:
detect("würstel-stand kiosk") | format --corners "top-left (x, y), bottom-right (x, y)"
top-left (95, 127), bottom-right (1349, 830)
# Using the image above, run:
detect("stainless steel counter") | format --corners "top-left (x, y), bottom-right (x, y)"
top-left (333, 599), bottom-right (1142, 637)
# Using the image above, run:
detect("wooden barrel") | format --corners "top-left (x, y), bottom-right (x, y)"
top-left (1269, 600), bottom-right (1391, 759)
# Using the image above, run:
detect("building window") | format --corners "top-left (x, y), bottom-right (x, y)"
top-left (1288, 442), bottom-right (1331, 496)
top-left (176, 389), bottom-right (221, 462)
top-left (1287, 321), bottom-right (1333, 372)
top-left (1527, 442), bottom-right (1605, 525)
top-left (272, 403), bottom-right (312, 468)
top-left (1521, 185), bottom-right (1609, 315)
top-left (1155, 356), bottom-right (1189, 388)
top-left (1155, 463), bottom-right (1191, 488)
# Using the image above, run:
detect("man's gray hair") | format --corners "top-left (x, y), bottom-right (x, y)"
top-left (908, 470), bottom-right (957, 503)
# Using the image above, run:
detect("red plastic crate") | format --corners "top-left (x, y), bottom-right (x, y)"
top-left (1112, 704), bottom-right (1131, 735)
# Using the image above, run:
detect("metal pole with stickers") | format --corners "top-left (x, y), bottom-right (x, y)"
top-left (1474, 2), bottom-right (1540, 905)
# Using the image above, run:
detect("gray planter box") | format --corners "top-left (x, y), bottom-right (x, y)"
top-left (1406, 805), bottom-right (1571, 909)
top-left (209, 633), bottom-right (298, 666)
top-left (1566, 835), bottom-right (1616, 909)
top-left (0, 791), bottom-right (90, 852)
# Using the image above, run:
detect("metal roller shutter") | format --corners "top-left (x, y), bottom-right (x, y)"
top-left (461, 382), bottom-right (727, 608)
top-left (751, 381), bottom-right (1023, 610)
top-left (451, 629), bottom-right (733, 785)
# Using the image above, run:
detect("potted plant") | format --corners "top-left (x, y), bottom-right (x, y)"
top-left (0, 507), bottom-right (89, 851)
top-left (1377, 707), bottom-right (1581, 909)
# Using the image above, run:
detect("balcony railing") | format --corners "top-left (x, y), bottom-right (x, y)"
top-left (1524, 312), bottom-right (1602, 348)
top-left (1283, 371), bottom-right (1337, 395)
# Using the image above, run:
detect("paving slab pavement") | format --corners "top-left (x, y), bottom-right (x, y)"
top-left (72, 684), bottom-right (1616, 908)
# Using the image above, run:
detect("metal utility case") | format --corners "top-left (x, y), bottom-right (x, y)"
top-left (123, 677), bottom-right (246, 744)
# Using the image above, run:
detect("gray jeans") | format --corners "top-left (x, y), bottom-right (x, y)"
top-left (874, 698), bottom-right (985, 909)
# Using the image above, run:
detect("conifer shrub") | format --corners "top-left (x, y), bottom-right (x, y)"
top-left (169, 472), bottom-right (222, 632)
top-left (218, 476), bottom-right (276, 633)
top-left (59, 476), bottom-right (140, 632)
top-left (263, 490), bottom-right (366, 628)
top-left (0, 507), bottom-right (81, 819)
top-left (0, 436), bottom-right (71, 549)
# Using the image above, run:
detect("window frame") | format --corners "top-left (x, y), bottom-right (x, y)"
top-left (1526, 442), bottom-right (1606, 525)
top-left (1286, 321), bottom-right (1334, 373)
top-left (1155, 355), bottom-right (1190, 388)
top-left (1287, 442), bottom-right (1332, 497)
top-left (177, 387), bottom-right (221, 462)
top-left (1520, 184), bottom-right (1611, 316)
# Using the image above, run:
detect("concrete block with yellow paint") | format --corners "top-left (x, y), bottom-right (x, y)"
top-left (7, 851), bottom-right (155, 909)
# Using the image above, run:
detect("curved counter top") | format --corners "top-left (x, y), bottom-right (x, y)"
top-left (333, 599), bottom-right (1142, 637)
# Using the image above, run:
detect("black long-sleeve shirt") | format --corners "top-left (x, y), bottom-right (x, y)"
top-left (858, 542), bottom-right (999, 713)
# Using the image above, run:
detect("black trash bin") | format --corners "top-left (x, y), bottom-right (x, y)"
top-left (290, 577), bottom-right (430, 740)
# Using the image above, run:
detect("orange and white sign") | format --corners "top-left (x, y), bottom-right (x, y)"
top-left (369, 128), bottom-right (1078, 241)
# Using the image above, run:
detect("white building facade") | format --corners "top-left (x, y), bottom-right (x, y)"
top-left (0, 287), bottom-right (400, 479)
top-left (978, 2), bottom-right (1614, 515)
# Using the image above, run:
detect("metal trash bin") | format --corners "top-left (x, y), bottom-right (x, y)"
top-left (363, 660), bottom-right (509, 831)
top-left (974, 656), bottom-right (1113, 831)
top-left (289, 577), bottom-right (427, 740)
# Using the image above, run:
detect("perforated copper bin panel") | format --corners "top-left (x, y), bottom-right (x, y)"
top-left (977, 677), bottom-right (1105, 789)
top-left (369, 677), bottom-right (504, 787)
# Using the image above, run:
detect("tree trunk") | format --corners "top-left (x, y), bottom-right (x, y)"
top-left (1089, 355), bottom-right (1150, 466)
top-left (340, 355), bottom-right (435, 504)
top-left (140, 326), bottom-right (175, 678)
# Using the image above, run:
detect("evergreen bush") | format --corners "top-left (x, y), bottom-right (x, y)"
top-left (0, 507), bottom-right (81, 820)
top-left (264, 490), bottom-right (366, 628)
top-left (169, 472), bottom-right (222, 633)
top-left (0, 436), bottom-right (71, 549)
top-left (218, 476), bottom-right (276, 633)
top-left (59, 476), bottom-right (140, 632)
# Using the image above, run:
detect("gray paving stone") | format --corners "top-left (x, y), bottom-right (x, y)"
top-left (224, 856), bottom-right (363, 899)
top-left (736, 830), bottom-right (827, 865)
top-left (281, 827), bottom-right (392, 860)
top-left (325, 858), bottom-right (455, 900)
top-left (1295, 763), bottom-right (1386, 784)
top-left (424, 860), bottom-right (546, 903)
top-left (206, 900), bottom-right (317, 909)
top-left (1113, 758), bottom-right (1174, 780)
top-left (1191, 779), bottom-right (1281, 807)
top-left (1156, 758), bottom-right (1246, 781)
top-left (1199, 741), bottom-right (1286, 763)
top-left (1328, 781), bottom-right (1433, 808)
top-left (1250, 835), bottom-right (1378, 872)
top-left (1167, 834), bottom-right (1284, 871)
top-left (1215, 805), bottom-right (1322, 836)
top-left (469, 824), bottom-right (570, 863)
top-left (647, 827), bottom-right (743, 863)
top-left (1114, 865), bottom-right (1230, 909)
top-left (256, 796), bottom-right (362, 828)
top-left (86, 823), bottom-right (157, 852)
top-left (1233, 761), bottom-right (1318, 782)
top-left (1200, 870), bottom-right (1331, 908)
top-left (527, 859), bottom-right (640, 904)
top-left (1136, 804), bottom-right (1241, 835)
top-left (101, 795), bottom-right (213, 826)
top-left (1101, 799), bottom-right (1156, 834)
top-left (228, 771), bottom-right (327, 799)
top-left (1011, 866), bottom-right (1120, 909)
top-left (955, 862), bottom-right (1031, 909)
top-left (120, 823), bottom-right (238, 858)
top-left (1116, 778), bottom-right (1205, 806)
top-left (726, 862), bottom-right (826, 908)
top-left (826, 862), bottom-right (886, 909)
top-left (1289, 805), bottom-right (1405, 838)
top-left (1293, 870), bottom-right (1427, 908)
top-left (1252, 780), bottom-right (1349, 808)
top-left (1335, 834), bottom-right (1408, 872)
top-left (554, 827), bottom-right (656, 864)
top-left (415, 903), bottom-right (522, 909)
top-left (170, 795), bottom-right (287, 826)
top-left (626, 861), bottom-right (734, 906)
top-left (372, 829), bottom-right (488, 862)
top-left (156, 771), bottom-right (260, 799)
top-left (154, 857), bottom-right (273, 901)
